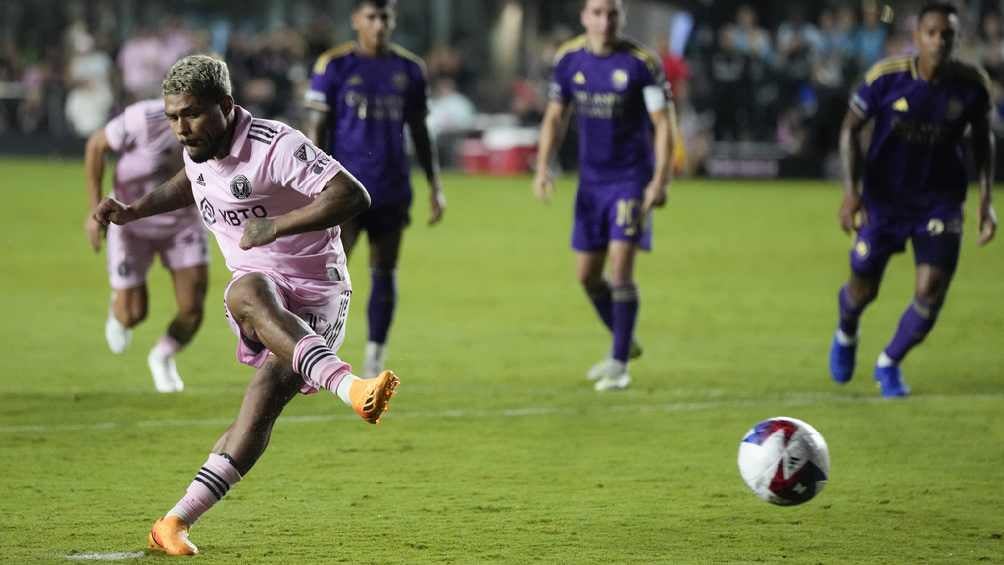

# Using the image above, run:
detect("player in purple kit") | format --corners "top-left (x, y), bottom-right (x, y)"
top-left (829, 2), bottom-right (997, 397)
top-left (303, 0), bottom-right (445, 378)
top-left (533, 0), bottom-right (675, 391)
top-left (83, 98), bottom-right (209, 393)
top-left (94, 55), bottom-right (400, 556)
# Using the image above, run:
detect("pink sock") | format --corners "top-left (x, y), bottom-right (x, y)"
top-left (292, 335), bottom-right (352, 393)
top-left (152, 335), bottom-right (182, 358)
top-left (167, 453), bottom-right (242, 525)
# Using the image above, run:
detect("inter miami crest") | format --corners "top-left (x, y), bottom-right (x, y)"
top-left (230, 175), bottom-right (252, 200)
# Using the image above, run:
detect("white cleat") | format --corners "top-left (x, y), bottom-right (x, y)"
top-left (594, 371), bottom-right (632, 391)
top-left (167, 357), bottom-right (185, 392)
top-left (586, 357), bottom-right (620, 381)
top-left (363, 341), bottom-right (387, 379)
top-left (105, 314), bottom-right (132, 354)
top-left (590, 359), bottom-right (631, 391)
top-left (148, 350), bottom-right (182, 393)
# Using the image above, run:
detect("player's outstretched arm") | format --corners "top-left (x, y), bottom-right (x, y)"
top-left (971, 111), bottom-right (997, 245)
top-left (239, 170), bottom-right (371, 250)
top-left (92, 168), bottom-right (193, 228)
top-left (533, 101), bottom-right (569, 203)
top-left (642, 104), bottom-right (675, 215)
top-left (83, 128), bottom-right (112, 252)
top-left (407, 115), bottom-right (446, 226)
top-left (838, 110), bottom-right (868, 234)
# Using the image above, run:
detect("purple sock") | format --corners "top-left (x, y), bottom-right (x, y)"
top-left (611, 284), bottom-right (639, 363)
top-left (837, 285), bottom-right (869, 337)
top-left (585, 281), bottom-right (615, 331)
top-left (367, 269), bottom-right (396, 344)
top-left (884, 299), bottom-right (940, 363)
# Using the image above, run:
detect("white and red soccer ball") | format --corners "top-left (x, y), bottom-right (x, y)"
top-left (738, 417), bottom-right (830, 506)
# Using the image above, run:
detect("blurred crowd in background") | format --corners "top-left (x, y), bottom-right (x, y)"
top-left (2, 0), bottom-right (1004, 177)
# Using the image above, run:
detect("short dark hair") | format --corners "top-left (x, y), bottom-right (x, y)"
top-left (354, 0), bottom-right (396, 10)
top-left (918, 2), bottom-right (959, 21)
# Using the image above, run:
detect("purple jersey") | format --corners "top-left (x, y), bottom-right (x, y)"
top-left (549, 36), bottom-right (669, 187)
top-left (184, 106), bottom-right (348, 281)
top-left (305, 42), bottom-right (428, 208)
top-left (105, 99), bottom-right (200, 238)
top-left (850, 56), bottom-right (991, 215)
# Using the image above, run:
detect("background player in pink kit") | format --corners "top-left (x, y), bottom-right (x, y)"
top-left (83, 98), bottom-right (209, 393)
top-left (304, 0), bottom-right (445, 378)
top-left (93, 55), bottom-right (400, 556)
top-left (533, 0), bottom-right (675, 391)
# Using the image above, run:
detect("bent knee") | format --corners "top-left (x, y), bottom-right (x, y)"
top-left (226, 274), bottom-right (277, 322)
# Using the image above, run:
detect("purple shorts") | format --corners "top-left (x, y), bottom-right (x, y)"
top-left (107, 223), bottom-right (209, 290)
top-left (223, 266), bottom-right (352, 393)
top-left (571, 182), bottom-right (653, 252)
top-left (850, 204), bottom-right (964, 277)
top-left (353, 201), bottom-right (411, 236)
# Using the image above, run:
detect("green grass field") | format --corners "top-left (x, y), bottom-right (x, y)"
top-left (1, 158), bottom-right (1002, 564)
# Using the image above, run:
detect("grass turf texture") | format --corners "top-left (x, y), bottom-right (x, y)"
top-left (0, 158), bottom-right (1002, 564)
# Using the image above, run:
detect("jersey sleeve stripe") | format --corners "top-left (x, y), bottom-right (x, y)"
top-left (553, 35), bottom-right (587, 65)
top-left (864, 57), bottom-right (912, 85)
top-left (312, 42), bottom-right (354, 75)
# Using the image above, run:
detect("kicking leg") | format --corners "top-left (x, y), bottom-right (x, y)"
top-left (227, 273), bottom-right (397, 423)
top-left (150, 357), bottom-right (301, 555)
top-left (364, 228), bottom-right (403, 378)
top-left (148, 265), bottom-right (209, 392)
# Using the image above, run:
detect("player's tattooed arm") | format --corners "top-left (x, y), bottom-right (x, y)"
top-left (838, 110), bottom-right (868, 234)
top-left (302, 108), bottom-right (331, 154)
top-left (93, 168), bottom-right (193, 227)
top-left (642, 104), bottom-right (675, 215)
top-left (971, 110), bottom-right (997, 245)
top-left (83, 128), bottom-right (111, 252)
top-left (407, 113), bottom-right (445, 225)
top-left (239, 170), bottom-right (371, 250)
top-left (533, 101), bottom-right (572, 202)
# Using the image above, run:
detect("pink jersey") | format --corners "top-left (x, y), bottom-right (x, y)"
top-left (185, 106), bottom-right (348, 281)
top-left (105, 99), bottom-right (201, 238)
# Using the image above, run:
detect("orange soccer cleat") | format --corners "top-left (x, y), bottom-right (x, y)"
top-left (350, 370), bottom-right (400, 424)
top-left (147, 515), bottom-right (198, 556)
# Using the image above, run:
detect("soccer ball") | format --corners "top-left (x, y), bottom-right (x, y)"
top-left (737, 417), bottom-right (830, 506)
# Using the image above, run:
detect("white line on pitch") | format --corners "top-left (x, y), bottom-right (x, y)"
top-left (64, 551), bottom-right (145, 561)
top-left (2, 392), bottom-right (1002, 435)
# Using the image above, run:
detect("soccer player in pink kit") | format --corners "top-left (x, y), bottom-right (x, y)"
top-left (84, 98), bottom-right (209, 393)
top-left (94, 55), bottom-right (399, 556)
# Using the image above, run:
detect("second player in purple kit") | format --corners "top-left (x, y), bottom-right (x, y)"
top-left (533, 0), bottom-right (675, 391)
top-left (303, 0), bottom-right (445, 379)
top-left (830, 2), bottom-right (998, 396)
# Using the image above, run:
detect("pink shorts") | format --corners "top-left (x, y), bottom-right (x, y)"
top-left (223, 266), bottom-right (352, 383)
top-left (107, 223), bottom-right (209, 290)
